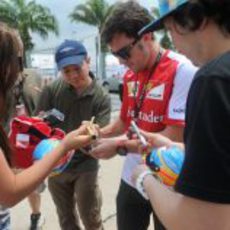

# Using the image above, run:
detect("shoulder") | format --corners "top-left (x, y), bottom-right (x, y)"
top-left (196, 51), bottom-right (230, 82)
top-left (48, 78), bottom-right (66, 90)
top-left (166, 51), bottom-right (198, 88)
top-left (166, 50), bottom-right (198, 74)
top-left (41, 78), bottom-right (68, 98)
top-left (189, 53), bottom-right (230, 95)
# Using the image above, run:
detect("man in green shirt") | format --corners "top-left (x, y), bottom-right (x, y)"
top-left (35, 40), bottom-right (111, 230)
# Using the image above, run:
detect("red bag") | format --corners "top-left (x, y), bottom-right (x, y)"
top-left (9, 115), bottom-right (65, 168)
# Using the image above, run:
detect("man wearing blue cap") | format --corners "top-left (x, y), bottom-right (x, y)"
top-left (35, 40), bottom-right (111, 230)
top-left (132, 0), bottom-right (230, 229)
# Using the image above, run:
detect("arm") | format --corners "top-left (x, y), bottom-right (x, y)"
top-left (0, 127), bottom-right (91, 207)
top-left (158, 59), bottom-right (197, 142)
top-left (99, 71), bottom-right (129, 138)
top-left (86, 90), bottom-right (127, 159)
top-left (100, 118), bottom-right (126, 138)
top-left (132, 166), bottom-right (230, 230)
top-left (94, 117), bottom-right (184, 157)
top-left (158, 125), bottom-right (183, 142)
top-left (132, 70), bottom-right (230, 230)
top-left (123, 127), bottom-right (184, 153)
top-left (89, 135), bottom-right (128, 159)
top-left (90, 117), bottom-right (128, 159)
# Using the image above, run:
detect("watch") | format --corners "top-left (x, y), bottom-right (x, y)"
top-left (116, 146), bottom-right (128, 156)
top-left (116, 139), bottom-right (128, 156)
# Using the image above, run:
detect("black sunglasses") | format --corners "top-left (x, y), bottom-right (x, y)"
top-left (111, 37), bottom-right (140, 60)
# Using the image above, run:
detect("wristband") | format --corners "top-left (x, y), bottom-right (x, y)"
top-left (135, 170), bottom-right (152, 200)
top-left (116, 146), bottom-right (128, 156)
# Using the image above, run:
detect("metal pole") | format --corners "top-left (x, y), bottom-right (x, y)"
top-left (95, 35), bottom-right (99, 79)
top-left (97, 32), bottom-right (102, 79)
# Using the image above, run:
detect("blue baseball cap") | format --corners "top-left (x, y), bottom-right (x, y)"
top-left (55, 40), bottom-right (87, 70)
top-left (139, 0), bottom-right (188, 35)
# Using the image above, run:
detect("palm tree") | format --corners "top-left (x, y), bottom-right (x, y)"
top-left (151, 7), bottom-right (174, 50)
top-left (69, 0), bottom-right (114, 79)
top-left (0, 0), bottom-right (59, 66)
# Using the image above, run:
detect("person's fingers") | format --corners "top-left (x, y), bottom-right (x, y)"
top-left (93, 124), bottom-right (100, 129)
top-left (81, 120), bottom-right (90, 125)
top-left (62, 134), bottom-right (91, 152)
top-left (74, 124), bottom-right (88, 135)
top-left (139, 144), bottom-right (152, 156)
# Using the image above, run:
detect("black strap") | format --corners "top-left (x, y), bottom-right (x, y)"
top-left (133, 51), bottom-right (162, 122)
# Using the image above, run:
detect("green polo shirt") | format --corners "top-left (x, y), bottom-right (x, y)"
top-left (35, 73), bottom-right (111, 173)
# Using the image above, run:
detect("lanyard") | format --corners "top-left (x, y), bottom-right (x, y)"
top-left (133, 51), bottom-right (162, 123)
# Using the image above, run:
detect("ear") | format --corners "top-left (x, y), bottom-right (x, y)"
top-left (142, 33), bottom-right (153, 41)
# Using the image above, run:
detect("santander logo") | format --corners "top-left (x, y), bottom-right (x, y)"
top-left (127, 109), bottom-right (163, 123)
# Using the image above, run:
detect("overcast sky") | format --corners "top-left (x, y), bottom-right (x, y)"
top-left (32, 0), bottom-right (157, 69)
top-left (33, 0), bottom-right (156, 50)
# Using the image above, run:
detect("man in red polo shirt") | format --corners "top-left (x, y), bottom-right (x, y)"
top-left (90, 1), bottom-right (197, 230)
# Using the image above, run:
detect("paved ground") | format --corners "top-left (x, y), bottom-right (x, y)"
top-left (11, 156), bottom-right (124, 230)
top-left (10, 93), bottom-right (154, 229)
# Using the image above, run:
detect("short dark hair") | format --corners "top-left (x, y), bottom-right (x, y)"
top-left (170, 0), bottom-right (230, 35)
top-left (101, 1), bottom-right (152, 44)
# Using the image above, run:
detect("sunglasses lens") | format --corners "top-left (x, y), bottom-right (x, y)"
top-left (111, 38), bottom-right (140, 60)
top-left (115, 48), bottom-right (130, 60)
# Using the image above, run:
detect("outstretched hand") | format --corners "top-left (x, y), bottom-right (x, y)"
top-left (61, 125), bottom-right (93, 152)
top-left (124, 128), bottom-right (174, 156)
top-left (90, 138), bottom-right (118, 159)
top-left (139, 130), bottom-right (173, 148)
top-left (81, 120), bottom-right (100, 138)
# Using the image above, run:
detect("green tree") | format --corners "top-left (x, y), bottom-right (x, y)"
top-left (151, 7), bottom-right (174, 50)
top-left (69, 0), bottom-right (114, 79)
top-left (0, 0), bottom-right (59, 65)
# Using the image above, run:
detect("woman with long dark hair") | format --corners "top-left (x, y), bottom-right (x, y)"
top-left (0, 23), bottom-right (92, 207)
